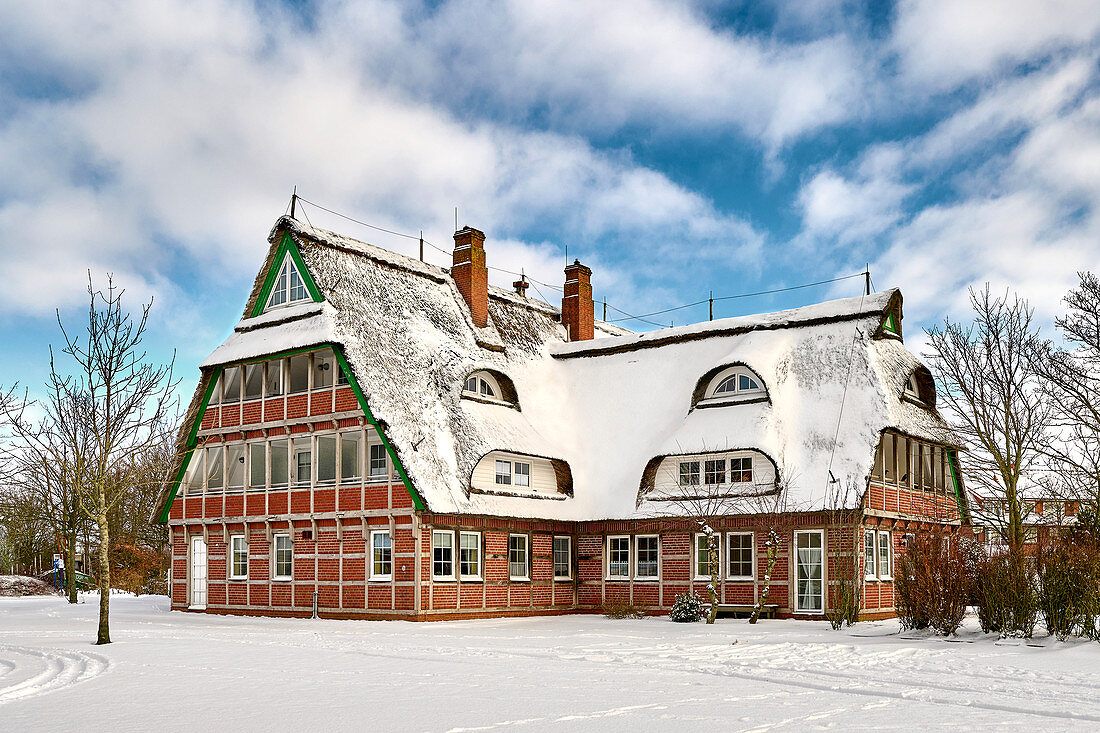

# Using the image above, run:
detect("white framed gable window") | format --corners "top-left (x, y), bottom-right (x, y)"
top-left (699, 365), bottom-right (766, 405)
top-left (264, 254), bottom-right (310, 311)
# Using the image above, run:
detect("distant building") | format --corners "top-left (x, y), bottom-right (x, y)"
top-left (153, 216), bottom-right (969, 620)
top-left (969, 494), bottom-right (1080, 552)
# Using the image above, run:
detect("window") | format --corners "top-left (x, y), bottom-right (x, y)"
top-left (432, 530), bottom-right (454, 579)
top-left (266, 360), bottom-right (283, 397)
top-left (370, 531), bottom-right (392, 580)
top-left (340, 432), bottom-right (361, 481)
top-left (459, 532), bottom-right (481, 579)
top-left (462, 371), bottom-right (503, 400)
top-left (695, 534), bottom-right (719, 579)
top-left (206, 446), bottom-right (223, 490)
top-left (316, 435), bottom-right (337, 484)
top-left (795, 530), bottom-right (824, 613)
top-left (922, 443), bottom-right (934, 488)
top-left (726, 533), bottom-right (753, 580)
top-left (702, 365), bottom-right (766, 403)
top-left (288, 354), bottom-right (309, 394)
top-left (270, 439), bottom-right (288, 487)
top-left (369, 443), bottom-right (388, 480)
top-left (864, 530), bottom-right (876, 579)
top-left (273, 534), bottom-right (292, 580)
top-left (244, 363), bottom-right (263, 400)
top-left (185, 451), bottom-right (204, 494)
top-left (514, 462), bottom-right (530, 487)
top-left (607, 536), bottom-right (630, 579)
top-left (508, 534), bottom-right (529, 580)
top-left (495, 460), bottom-right (511, 485)
top-left (883, 433), bottom-right (896, 483)
top-left (222, 366), bottom-right (242, 404)
top-left (729, 457), bottom-right (753, 483)
top-left (293, 438), bottom-right (311, 485)
top-left (208, 373), bottom-right (222, 405)
top-left (877, 531), bottom-right (892, 579)
top-left (314, 349), bottom-right (334, 389)
top-left (636, 535), bottom-right (659, 579)
top-left (553, 536), bottom-right (571, 579)
top-left (249, 443), bottom-right (266, 489)
top-left (265, 255), bottom-right (310, 310)
top-left (226, 444), bottom-right (245, 491)
top-left (704, 459), bottom-right (725, 485)
top-left (230, 535), bottom-right (248, 579)
top-left (679, 461), bottom-right (700, 486)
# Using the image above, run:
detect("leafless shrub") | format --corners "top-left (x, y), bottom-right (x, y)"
top-left (895, 531), bottom-right (970, 635)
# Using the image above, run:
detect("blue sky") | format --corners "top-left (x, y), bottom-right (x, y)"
top-left (1, 0), bottom-right (1098, 403)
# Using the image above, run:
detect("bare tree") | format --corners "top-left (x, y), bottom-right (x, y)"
top-left (1035, 272), bottom-right (1100, 509)
top-left (926, 286), bottom-right (1053, 552)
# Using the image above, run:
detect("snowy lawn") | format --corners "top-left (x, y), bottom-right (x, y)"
top-left (3, 596), bottom-right (1100, 731)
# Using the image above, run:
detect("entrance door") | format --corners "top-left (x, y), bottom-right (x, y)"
top-left (190, 536), bottom-right (208, 609)
top-left (795, 530), bottom-right (824, 613)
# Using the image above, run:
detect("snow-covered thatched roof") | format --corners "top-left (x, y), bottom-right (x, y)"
top-left (158, 217), bottom-right (963, 522)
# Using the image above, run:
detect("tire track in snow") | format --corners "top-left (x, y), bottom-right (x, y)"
top-left (0, 645), bottom-right (111, 705)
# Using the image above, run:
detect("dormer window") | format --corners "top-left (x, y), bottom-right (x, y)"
top-left (695, 365), bottom-right (767, 406)
top-left (265, 254), bottom-right (310, 311)
top-left (463, 371), bottom-right (500, 399)
top-left (902, 368), bottom-right (936, 407)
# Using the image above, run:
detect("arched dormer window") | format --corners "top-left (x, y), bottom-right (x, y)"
top-left (461, 370), bottom-right (519, 408)
top-left (902, 367), bottom-right (936, 407)
top-left (693, 364), bottom-right (768, 408)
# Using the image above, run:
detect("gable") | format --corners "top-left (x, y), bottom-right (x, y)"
top-left (251, 233), bottom-right (323, 317)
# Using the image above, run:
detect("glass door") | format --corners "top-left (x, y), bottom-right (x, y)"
top-left (795, 530), bottom-right (824, 613)
top-left (190, 536), bottom-right (208, 609)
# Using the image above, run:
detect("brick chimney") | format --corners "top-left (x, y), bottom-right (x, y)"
top-left (453, 227), bottom-right (488, 328)
top-left (562, 259), bottom-right (594, 341)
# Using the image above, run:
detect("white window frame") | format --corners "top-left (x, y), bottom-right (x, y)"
top-left (606, 535), bottom-right (631, 580)
top-left (495, 460), bottom-right (512, 485)
top-left (461, 371), bottom-right (511, 404)
top-left (701, 365), bottom-right (766, 403)
top-left (513, 461), bottom-right (531, 488)
top-left (877, 530), bottom-right (893, 580)
top-left (229, 535), bottom-right (248, 580)
top-left (634, 535), bottom-right (660, 580)
top-left (370, 530), bottom-right (393, 581)
top-left (725, 531), bottom-right (754, 581)
top-left (432, 529), bottom-right (456, 581)
top-left (553, 536), bottom-right (572, 580)
top-left (864, 529), bottom-right (877, 580)
top-left (794, 529), bottom-right (825, 615)
top-left (694, 533), bottom-right (721, 581)
top-left (273, 534), bottom-right (293, 581)
top-left (459, 531), bottom-right (482, 581)
top-left (508, 534), bottom-right (530, 581)
top-left (264, 254), bottom-right (310, 311)
top-left (368, 442), bottom-right (389, 482)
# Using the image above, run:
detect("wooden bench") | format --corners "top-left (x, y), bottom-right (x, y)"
top-left (704, 603), bottom-right (779, 619)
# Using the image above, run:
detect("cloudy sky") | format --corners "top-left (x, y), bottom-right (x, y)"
top-left (2, 0), bottom-right (1098, 399)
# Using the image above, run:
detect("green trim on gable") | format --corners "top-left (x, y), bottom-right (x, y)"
top-left (947, 449), bottom-right (970, 523)
top-left (250, 232), bottom-right (324, 318)
top-left (156, 366), bottom-right (223, 523)
top-left (884, 312), bottom-right (899, 334)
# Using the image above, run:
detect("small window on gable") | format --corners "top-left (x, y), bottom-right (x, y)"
top-left (264, 254), bottom-right (311, 312)
top-left (698, 365), bottom-right (766, 406)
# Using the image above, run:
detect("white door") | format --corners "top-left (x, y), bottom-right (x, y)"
top-left (795, 530), bottom-right (824, 613)
top-left (190, 536), bottom-right (208, 609)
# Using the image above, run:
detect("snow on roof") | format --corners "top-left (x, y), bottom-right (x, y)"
top-left (161, 217), bottom-right (964, 522)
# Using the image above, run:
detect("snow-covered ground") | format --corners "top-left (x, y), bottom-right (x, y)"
top-left (2, 596), bottom-right (1100, 731)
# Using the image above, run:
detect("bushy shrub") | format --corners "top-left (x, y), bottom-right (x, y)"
top-left (894, 531), bottom-right (970, 635)
top-left (669, 591), bottom-right (705, 622)
top-left (975, 551), bottom-right (1037, 637)
top-left (109, 543), bottom-right (169, 596)
top-left (1037, 540), bottom-right (1100, 640)
top-left (603, 598), bottom-right (645, 619)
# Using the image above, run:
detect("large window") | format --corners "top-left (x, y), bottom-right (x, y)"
top-left (341, 432), bottom-right (361, 480)
top-left (316, 435), bottom-right (337, 484)
top-left (871, 431), bottom-right (952, 494)
top-left (432, 530), bottom-right (454, 579)
top-left (270, 439), bottom-right (289, 487)
top-left (726, 532), bottom-right (753, 580)
top-left (230, 535), bottom-right (248, 580)
top-left (206, 446), bottom-right (223, 490)
top-left (459, 532), bottom-right (481, 580)
top-left (223, 366), bottom-right (242, 404)
top-left (508, 535), bottom-right (529, 581)
top-left (226, 444), bottom-right (245, 491)
top-left (244, 363), bottom-right (263, 400)
top-left (265, 255), bottom-right (310, 310)
top-left (249, 443), bottom-right (266, 489)
top-left (795, 530), bottom-right (824, 613)
top-left (635, 536), bottom-right (659, 579)
top-left (371, 531), bottom-right (392, 580)
top-left (607, 536), bottom-right (631, 580)
top-left (695, 534), bottom-right (719, 580)
top-left (553, 536), bottom-right (571, 580)
top-left (273, 534), bottom-right (292, 580)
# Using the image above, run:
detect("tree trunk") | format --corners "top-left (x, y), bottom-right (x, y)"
top-left (96, 512), bottom-right (111, 645)
top-left (706, 534), bottom-right (719, 624)
top-left (66, 529), bottom-right (78, 604)
top-left (750, 530), bottom-right (780, 625)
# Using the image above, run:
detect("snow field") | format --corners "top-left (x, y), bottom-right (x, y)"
top-left (2, 595), bottom-right (1100, 731)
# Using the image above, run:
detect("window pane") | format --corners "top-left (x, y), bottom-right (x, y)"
top-left (270, 439), bottom-right (288, 487)
top-left (495, 460), bottom-right (511, 485)
top-left (714, 376), bottom-right (737, 394)
top-left (341, 432), bottom-right (361, 480)
top-left (696, 535), bottom-right (717, 578)
top-left (314, 349), bottom-right (334, 389)
top-left (274, 535), bottom-right (292, 578)
top-left (553, 537), bottom-right (570, 578)
top-left (433, 531), bottom-right (453, 578)
top-left (911, 440), bottom-right (921, 489)
top-left (185, 450), bottom-right (204, 494)
top-left (796, 532), bottom-right (823, 612)
top-left (480, 378), bottom-right (495, 397)
top-left (609, 537), bottom-right (630, 577)
top-left (679, 461), bottom-right (700, 486)
top-left (208, 373), bottom-right (222, 405)
top-left (509, 535), bottom-right (528, 578)
top-left (223, 366), bottom-right (242, 404)
top-left (369, 443), bottom-right (388, 477)
top-left (923, 443), bottom-right (935, 489)
top-left (878, 532), bottom-right (891, 577)
top-left (337, 361), bottom-right (349, 385)
top-left (460, 532), bottom-right (481, 577)
top-left (317, 435), bottom-right (336, 483)
top-left (704, 459), bottom-right (725, 485)
top-left (864, 531), bottom-right (876, 578)
top-left (293, 438), bottom-right (311, 485)
top-left (269, 263), bottom-right (288, 307)
top-left (464, 376), bottom-right (478, 393)
top-left (248, 443), bottom-right (265, 489)
top-left (231, 536), bottom-right (248, 578)
top-left (727, 534), bottom-right (753, 578)
top-left (226, 444), bottom-right (245, 490)
top-left (373, 533), bottom-right (392, 577)
top-left (266, 360), bottom-right (283, 397)
top-left (514, 462), bottom-right (530, 487)
top-left (288, 354), bottom-right (309, 393)
top-left (883, 434), bottom-right (896, 483)
top-left (872, 439), bottom-right (883, 480)
top-left (730, 457), bottom-right (753, 483)
top-left (244, 363), bottom-right (263, 400)
top-left (636, 536), bottom-right (658, 578)
top-left (206, 446), bottom-right (223, 489)
top-left (289, 261), bottom-right (307, 302)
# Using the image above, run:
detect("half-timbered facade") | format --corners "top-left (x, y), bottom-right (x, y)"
top-left (153, 216), bottom-right (968, 620)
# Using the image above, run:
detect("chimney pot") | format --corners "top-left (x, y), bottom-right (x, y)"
top-left (452, 227), bottom-right (488, 328)
top-left (562, 259), bottom-right (594, 341)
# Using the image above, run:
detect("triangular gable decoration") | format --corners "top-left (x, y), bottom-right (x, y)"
top-left (265, 253), bottom-right (308, 311)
